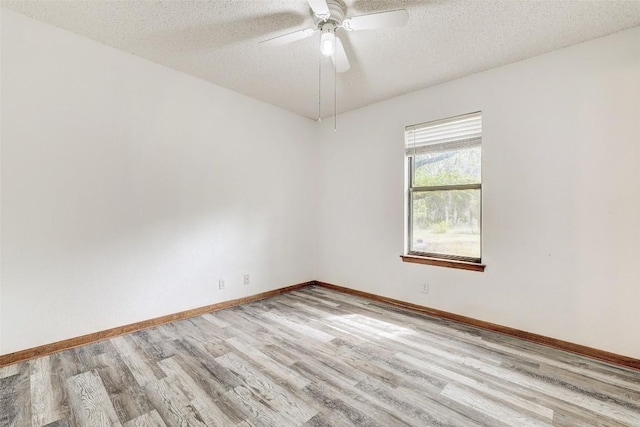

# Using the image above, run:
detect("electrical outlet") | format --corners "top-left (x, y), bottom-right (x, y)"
top-left (244, 274), bottom-right (250, 285)
top-left (219, 279), bottom-right (226, 290)
top-left (421, 283), bottom-right (429, 294)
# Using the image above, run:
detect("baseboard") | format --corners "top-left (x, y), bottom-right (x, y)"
top-left (0, 281), bottom-right (312, 367)
top-left (315, 281), bottom-right (640, 371)
top-left (3, 280), bottom-right (638, 371)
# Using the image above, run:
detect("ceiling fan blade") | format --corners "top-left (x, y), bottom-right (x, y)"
top-left (331, 36), bottom-right (351, 73)
top-left (259, 28), bottom-right (316, 47)
top-left (343, 9), bottom-right (409, 31)
top-left (307, 0), bottom-right (331, 19)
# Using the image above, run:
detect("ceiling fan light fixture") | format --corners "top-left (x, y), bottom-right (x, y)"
top-left (320, 29), bottom-right (336, 56)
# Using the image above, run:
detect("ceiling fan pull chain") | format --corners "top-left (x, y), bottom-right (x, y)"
top-left (318, 33), bottom-right (322, 122)
top-left (334, 41), bottom-right (337, 133)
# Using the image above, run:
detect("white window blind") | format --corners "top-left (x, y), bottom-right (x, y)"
top-left (405, 111), bottom-right (482, 156)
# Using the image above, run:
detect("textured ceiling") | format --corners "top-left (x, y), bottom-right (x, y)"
top-left (3, 0), bottom-right (640, 120)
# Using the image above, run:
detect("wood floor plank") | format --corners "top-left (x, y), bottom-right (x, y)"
top-left (47, 353), bottom-right (79, 426)
top-left (144, 376), bottom-right (208, 427)
top-left (293, 360), bottom-right (419, 427)
top-left (30, 356), bottom-right (64, 427)
top-left (289, 291), bottom-right (341, 307)
top-left (93, 352), bottom-right (154, 424)
top-left (445, 350), bottom-right (639, 425)
top-left (303, 382), bottom-right (387, 427)
top-left (110, 337), bottom-right (162, 388)
top-left (307, 287), bottom-right (373, 309)
top-left (224, 337), bottom-right (310, 390)
top-left (157, 356), bottom-right (236, 426)
top-left (0, 364), bottom-right (20, 379)
top-left (224, 384), bottom-right (296, 427)
top-left (356, 377), bottom-right (492, 427)
top-left (201, 313), bottom-right (232, 329)
top-left (1, 361), bottom-right (32, 427)
top-left (441, 383), bottom-right (552, 427)
top-left (395, 351), bottom-right (555, 420)
top-left (215, 352), bottom-right (316, 425)
top-left (258, 312), bottom-right (335, 343)
top-left (2, 285), bottom-right (640, 426)
top-left (66, 370), bottom-right (122, 427)
top-left (122, 410), bottom-right (167, 427)
top-left (169, 354), bottom-right (247, 424)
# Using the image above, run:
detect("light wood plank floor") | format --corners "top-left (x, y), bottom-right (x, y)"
top-left (2, 286), bottom-right (639, 426)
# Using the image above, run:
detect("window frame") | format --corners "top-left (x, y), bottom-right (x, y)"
top-left (404, 112), bottom-right (484, 269)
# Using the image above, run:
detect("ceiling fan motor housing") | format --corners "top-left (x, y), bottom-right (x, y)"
top-left (313, 0), bottom-right (346, 27)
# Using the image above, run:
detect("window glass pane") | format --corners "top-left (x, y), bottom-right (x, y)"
top-left (411, 189), bottom-right (481, 259)
top-left (413, 146), bottom-right (480, 187)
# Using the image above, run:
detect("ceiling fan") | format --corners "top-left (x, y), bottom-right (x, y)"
top-left (259, 0), bottom-right (410, 73)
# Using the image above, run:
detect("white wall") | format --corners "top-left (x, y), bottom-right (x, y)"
top-left (0, 9), bottom-right (317, 354)
top-left (2, 8), bottom-right (639, 360)
top-left (317, 27), bottom-right (640, 358)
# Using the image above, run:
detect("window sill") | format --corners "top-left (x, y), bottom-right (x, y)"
top-left (400, 255), bottom-right (486, 272)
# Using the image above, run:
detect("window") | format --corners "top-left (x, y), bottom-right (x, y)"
top-left (404, 112), bottom-right (483, 268)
